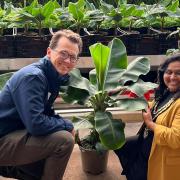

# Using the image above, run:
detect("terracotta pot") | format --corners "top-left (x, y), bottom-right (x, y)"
top-left (79, 146), bottom-right (109, 175)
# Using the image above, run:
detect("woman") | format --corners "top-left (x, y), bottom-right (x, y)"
top-left (114, 54), bottom-right (180, 180)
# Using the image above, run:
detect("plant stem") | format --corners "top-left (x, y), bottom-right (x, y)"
top-left (62, 0), bottom-right (65, 9)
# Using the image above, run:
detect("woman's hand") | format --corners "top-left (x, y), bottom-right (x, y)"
top-left (142, 108), bottom-right (156, 131)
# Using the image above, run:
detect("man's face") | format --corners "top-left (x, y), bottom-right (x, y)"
top-left (47, 36), bottom-right (79, 75)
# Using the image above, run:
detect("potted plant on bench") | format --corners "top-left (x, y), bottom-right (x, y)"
top-left (60, 37), bottom-right (157, 174)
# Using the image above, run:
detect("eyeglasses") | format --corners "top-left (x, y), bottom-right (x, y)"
top-left (53, 49), bottom-right (78, 63)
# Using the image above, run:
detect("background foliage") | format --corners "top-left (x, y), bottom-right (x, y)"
top-left (1, 0), bottom-right (172, 7)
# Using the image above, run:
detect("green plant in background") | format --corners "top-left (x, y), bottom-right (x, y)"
top-left (16, 0), bottom-right (60, 36)
top-left (0, 7), bottom-right (8, 36)
top-left (84, 1), bottom-right (106, 34)
top-left (60, 38), bottom-right (157, 151)
top-left (67, 0), bottom-right (89, 33)
top-left (166, 27), bottom-right (180, 55)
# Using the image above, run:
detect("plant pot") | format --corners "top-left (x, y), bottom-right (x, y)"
top-left (136, 34), bottom-right (159, 55)
top-left (0, 35), bottom-right (15, 58)
top-left (14, 35), bottom-right (52, 58)
top-left (158, 33), bottom-right (178, 54)
top-left (81, 35), bottom-right (95, 56)
top-left (123, 33), bottom-right (141, 55)
top-left (79, 146), bottom-right (109, 175)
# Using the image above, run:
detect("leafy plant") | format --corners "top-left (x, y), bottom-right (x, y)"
top-left (60, 38), bottom-right (157, 151)
top-left (17, 0), bottom-right (60, 36)
top-left (67, 0), bottom-right (90, 33)
top-left (166, 27), bottom-right (180, 55)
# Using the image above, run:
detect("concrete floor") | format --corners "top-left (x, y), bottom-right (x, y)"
top-left (0, 122), bottom-right (142, 180)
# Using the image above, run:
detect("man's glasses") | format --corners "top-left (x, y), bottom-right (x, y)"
top-left (53, 49), bottom-right (78, 63)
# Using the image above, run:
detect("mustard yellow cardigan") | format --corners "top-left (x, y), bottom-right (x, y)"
top-left (148, 98), bottom-right (180, 180)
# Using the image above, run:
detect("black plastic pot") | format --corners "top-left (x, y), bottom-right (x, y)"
top-left (0, 35), bottom-right (15, 58)
top-left (158, 33), bottom-right (178, 54)
top-left (81, 35), bottom-right (96, 56)
top-left (79, 146), bottom-right (109, 175)
top-left (136, 34), bottom-right (159, 55)
top-left (123, 33), bottom-right (141, 55)
top-left (14, 35), bottom-right (51, 58)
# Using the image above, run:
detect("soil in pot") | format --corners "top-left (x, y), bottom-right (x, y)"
top-left (79, 146), bottom-right (109, 175)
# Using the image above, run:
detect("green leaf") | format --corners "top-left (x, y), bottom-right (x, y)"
top-left (89, 43), bottom-right (110, 91)
top-left (100, 0), bottom-right (114, 14)
top-left (95, 111), bottom-right (125, 150)
top-left (0, 72), bottom-right (14, 90)
top-left (42, 0), bottom-right (56, 18)
top-left (89, 38), bottom-right (128, 91)
top-left (60, 68), bottom-right (96, 105)
top-left (116, 98), bottom-right (148, 111)
top-left (119, 57), bottom-right (150, 85)
top-left (68, 0), bottom-right (85, 21)
top-left (167, 0), bottom-right (179, 12)
top-left (128, 79), bottom-right (158, 97)
top-left (72, 116), bottom-right (93, 130)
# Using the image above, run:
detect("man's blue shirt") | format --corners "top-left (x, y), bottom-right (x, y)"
top-left (0, 56), bottom-right (73, 137)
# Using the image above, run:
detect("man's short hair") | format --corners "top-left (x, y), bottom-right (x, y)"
top-left (49, 29), bottom-right (83, 53)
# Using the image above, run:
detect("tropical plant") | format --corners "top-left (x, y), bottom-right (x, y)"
top-left (67, 0), bottom-right (89, 33)
top-left (166, 27), bottom-right (180, 55)
top-left (16, 0), bottom-right (60, 36)
top-left (60, 38), bottom-right (158, 151)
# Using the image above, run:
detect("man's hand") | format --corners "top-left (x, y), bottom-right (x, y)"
top-left (142, 108), bottom-right (155, 131)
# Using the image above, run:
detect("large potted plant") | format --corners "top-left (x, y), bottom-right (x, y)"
top-left (60, 38), bottom-right (157, 174)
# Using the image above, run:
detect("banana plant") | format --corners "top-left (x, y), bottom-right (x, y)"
top-left (60, 38), bottom-right (158, 150)
top-left (17, 0), bottom-right (60, 36)
top-left (67, 0), bottom-right (90, 33)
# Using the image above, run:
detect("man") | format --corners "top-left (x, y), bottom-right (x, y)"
top-left (0, 29), bottom-right (82, 180)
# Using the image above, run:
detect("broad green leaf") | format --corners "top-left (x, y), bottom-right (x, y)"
top-left (60, 68), bottom-right (96, 105)
top-left (42, 0), bottom-right (56, 18)
top-left (116, 98), bottom-right (148, 111)
top-left (72, 116), bottom-right (93, 130)
top-left (95, 111), bottom-right (125, 150)
top-left (68, 0), bottom-right (85, 21)
top-left (128, 79), bottom-right (158, 97)
top-left (103, 38), bottom-right (127, 90)
top-left (119, 57), bottom-right (150, 85)
top-left (85, 0), bottom-right (96, 10)
top-left (100, 0), bottom-right (114, 14)
top-left (0, 72), bottom-right (14, 90)
top-left (167, 0), bottom-right (179, 12)
top-left (89, 43), bottom-right (110, 91)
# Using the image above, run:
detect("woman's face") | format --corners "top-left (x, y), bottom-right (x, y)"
top-left (163, 61), bottom-right (180, 92)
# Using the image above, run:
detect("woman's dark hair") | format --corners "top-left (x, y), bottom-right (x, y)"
top-left (155, 53), bottom-right (180, 101)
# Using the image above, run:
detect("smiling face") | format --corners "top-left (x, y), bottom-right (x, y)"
top-left (47, 36), bottom-right (79, 75)
top-left (163, 61), bottom-right (180, 93)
